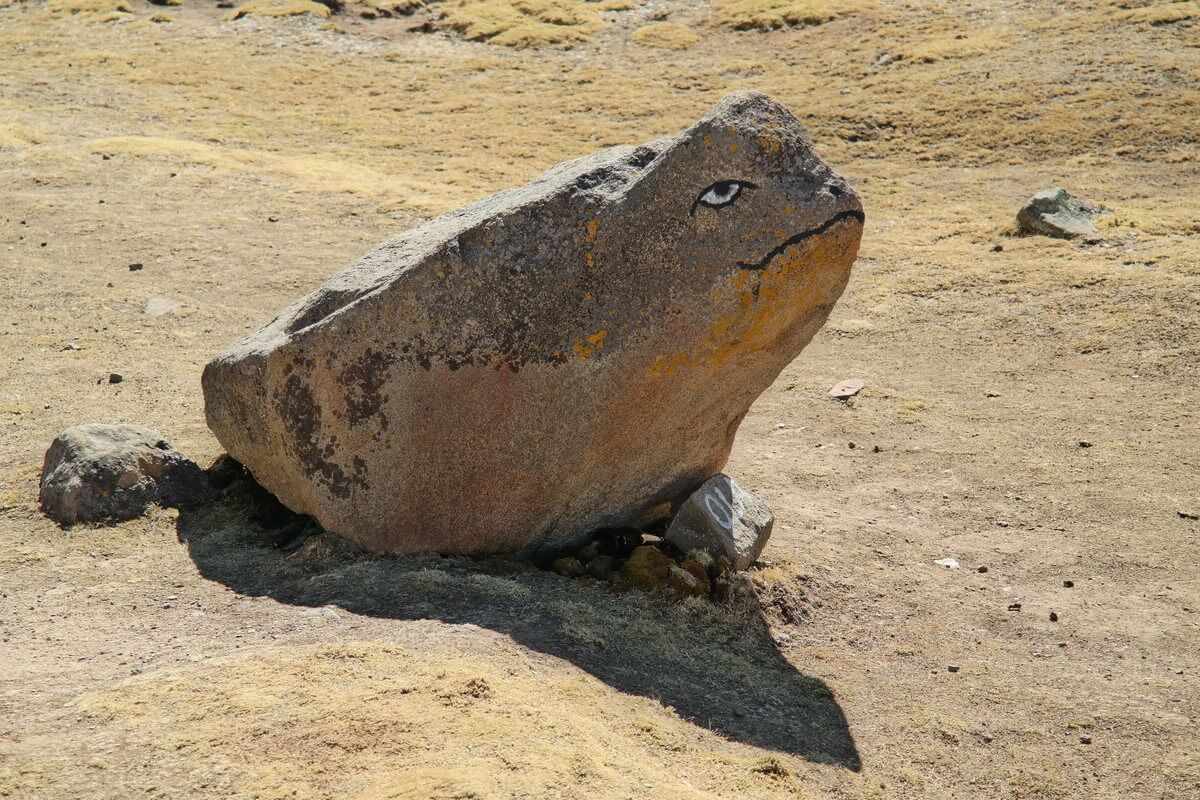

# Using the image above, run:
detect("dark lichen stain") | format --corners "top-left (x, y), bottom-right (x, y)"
top-left (277, 356), bottom-right (367, 500)
top-left (340, 348), bottom-right (395, 429)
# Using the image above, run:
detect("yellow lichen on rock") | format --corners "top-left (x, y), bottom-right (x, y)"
top-left (437, 0), bottom-right (604, 47)
top-left (46, 0), bottom-right (132, 15)
top-left (224, 0), bottom-right (331, 21)
top-left (714, 0), bottom-right (871, 30)
top-left (632, 22), bottom-right (699, 50)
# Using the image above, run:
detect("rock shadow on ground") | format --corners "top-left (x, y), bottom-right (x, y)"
top-left (176, 486), bottom-right (862, 770)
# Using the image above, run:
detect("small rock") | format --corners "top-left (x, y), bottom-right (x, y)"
top-left (1008, 603), bottom-right (1023, 612)
top-left (1016, 188), bottom-right (1102, 240)
top-left (947, 664), bottom-right (960, 673)
top-left (829, 378), bottom-right (865, 399)
top-left (1049, 611), bottom-right (1059, 622)
top-left (586, 555), bottom-right (614, 580)
top-left (108, 373), bottom-right (123, 384)
top-left (934, 557), bottom-right (960, 569)
top-left (61, 342), bottom-right (81, 351)
top-left (1079, 736), bottom-right (1092, 745)
top-left (300, 607), bottom-right (340, 619)
top-left (576, 540), bottom-right (601, 563)
top-left (128, 263), bottom-right (143, 271)
top-left (1063, 580), bottom-right (1074, 588)
top-left (984, 391), bottom-right (1001, 398)
top-left (551, 557), bottom-right (585, 578)
top-left (620, 545), bottom-right (673, 591)
top-left (1078, 440), bottom-right (1093, 448)
top-left (665, 474), bottom-right (773, 571)
top-left (667, 564), bottom-right (707, 597)
top-left (143, 297), bottom-right (178, 317)
top-left (1178, 509), bottom-right (1199, 521)
top-left (977, 565), bottom-right (989, 574)
top-left (39, 423), bottom-right (208, 525)
top-left (991, 244), bottom-right (1003, 252)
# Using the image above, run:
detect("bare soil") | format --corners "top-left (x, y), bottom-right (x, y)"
top-left (1, 1), bottom-right (1197, 798)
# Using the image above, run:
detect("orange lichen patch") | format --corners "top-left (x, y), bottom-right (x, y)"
top-left (437, 0), bottom-right (604, 47)
top-left (649, 219), bottom-right (860, 376)
top-left (714, 0), bottom-right (873, 30)
top-left (631, 22), bottom-right (699, 51)
top-left (224, 0), bottom-right (331, 20)
top-left (585, 218), bottom-right (599, 242)
top-left (573, 329), bottom-right (608, 359)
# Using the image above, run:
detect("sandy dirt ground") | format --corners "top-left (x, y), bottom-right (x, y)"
top-left (1, 1), bottom-right (1198, 798)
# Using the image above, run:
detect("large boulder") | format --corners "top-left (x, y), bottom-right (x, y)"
top-left (40, 424), bottom-right (208, 525)
top-left (202, 91), bottom-right (863, 556)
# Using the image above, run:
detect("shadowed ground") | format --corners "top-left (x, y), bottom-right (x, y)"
top-left (176, 491), bottom-right (862, 769)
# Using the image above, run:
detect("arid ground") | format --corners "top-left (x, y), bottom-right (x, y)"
top-left (1, 1), bottom-right (1198, 798)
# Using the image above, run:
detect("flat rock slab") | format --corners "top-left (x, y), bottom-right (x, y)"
top-left (202, 91), bottom-right (863, 556)
top-left (665, 474), bottom-right (774, 571)
top-left (1017, 187), bottom-right (1101, 240)
top-left (40, 423), bottom-right (208, 525)
top-left (829, 378), bottom-right (865, 399)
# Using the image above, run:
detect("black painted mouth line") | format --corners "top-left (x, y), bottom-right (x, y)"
top-left (736, 209), bottom-right (865, 271)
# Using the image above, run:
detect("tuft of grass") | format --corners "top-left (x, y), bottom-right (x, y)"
top-left (46, 0), bottom-right (132, 14)
top-left (224, 0), bottom-right (332, 21)
top-left (1114, 1), bottom-right (1198, 24)
top-left (632, 22), bottom-right (699, 50)
top-left (436, 0), bottom-right (604, 47)
top-left (714, 0), bottom-right (871, 30)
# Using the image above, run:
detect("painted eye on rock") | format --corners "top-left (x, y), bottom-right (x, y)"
top-left (691, 180), bottom-right (758, 215)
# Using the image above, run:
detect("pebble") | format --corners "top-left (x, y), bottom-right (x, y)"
top-left (61, 342), bottom-right (81, 351)
top-left (128, 263), bottom-right (143, 271)
top-left (1079, 736), bottom-right (1092, 745)
top-left (551, 557), bottom-right (585, 579)
top-left (1063, 580), bottom-right (1074, 588)
top-left (947, 664), bottom-right (960, 673)
top-left (1049, 611), bottom-right (1059, 622)
top-left (1008, 602), bottom-right (1023, 612)
top-left (829, 378), bottom-right (865, 399)
top-left (977, 565), bottom-right (989, 574)
top-left (934, 557), bottom-right (960, 569)
top-left (108, 373), bottom-right (123, 384)
top-left (1078, 441), bottom-right (1093, 448)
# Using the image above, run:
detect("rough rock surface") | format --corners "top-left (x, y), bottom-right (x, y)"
top-left (1016, 187), bottom-right (1101, 239)
top-left (39, 423), bottom-right (208, 525)
top-left (202, 91), bottom-right (863, 556)
top-left (665, 473), bottom-right (774, 571)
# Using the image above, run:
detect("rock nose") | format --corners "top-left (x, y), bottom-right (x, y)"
top-left (822, 176), bottom-right (864, 220)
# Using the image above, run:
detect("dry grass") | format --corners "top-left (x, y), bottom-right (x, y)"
top-left (46, 0), bottom-right (131, 14)
top-left (713, 0), bottom-right (872, 30)
top-left (15, 641), bottom-right (811, 799)
top-left (1114, 0), bottom-right (1199, 23)
top-left (437, 0), bottom-right (604, 46)
top-left (632, 21), bottom-right (699, 50)
top-left (224, 0), bottom-right (332, 21)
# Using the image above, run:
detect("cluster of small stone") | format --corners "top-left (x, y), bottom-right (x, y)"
top-left (549, 529), bottom-right (737, 600)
